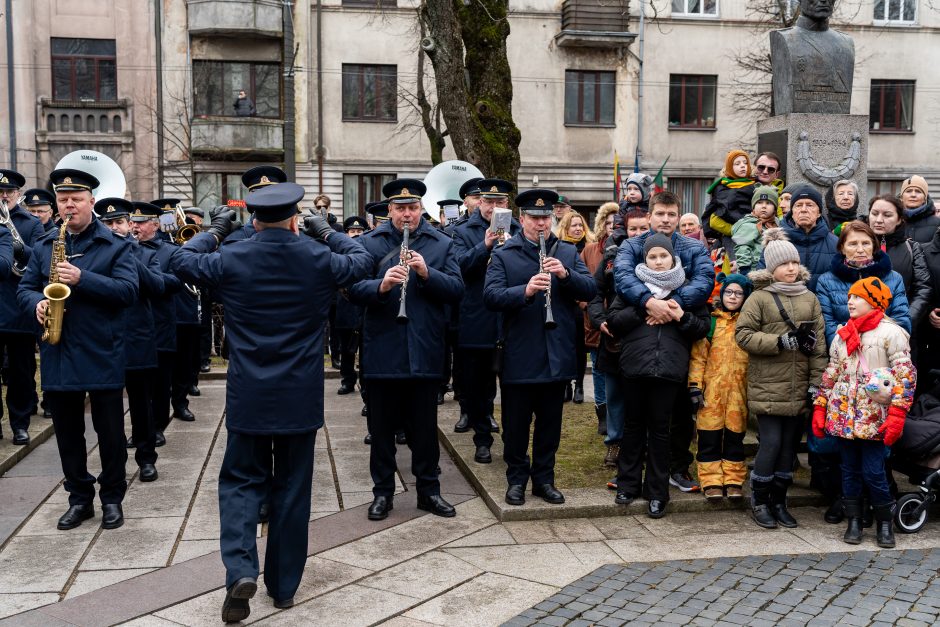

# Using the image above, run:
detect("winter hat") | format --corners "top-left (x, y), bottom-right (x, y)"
top-left (717, 272), bottom-right (753, 301)
top-left (723, 149), bottom-right (751, 178)
top-left (901, 175), bottom-right (929, 198)
top-left (625, 173), bottom-right (653, 201)
top-left (761, 227), bottom-right (801, 272)
top-left (849, 276), bottom-right (892, 312)
top-left (780, 183), bottom-right (800, 196)
top-left (751, 185), bottom-right (779, 209)
top-left (789, 185), bottom-right (823, 211)
top-left (643, 232), bottom-right (675, 258)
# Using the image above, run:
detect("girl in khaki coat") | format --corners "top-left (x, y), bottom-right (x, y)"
top-left (736, 229), bottom-right (828, 530)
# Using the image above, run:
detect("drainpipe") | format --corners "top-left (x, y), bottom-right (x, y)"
top-left (282, 0), bottom-right (295, 179)
top-left (315, 0), bottom-right (324, 192)
top-left (5, 0), bottom-right (16, 169)
top-left (154, 0), bottom-right (165, 195)
top-left (634, 0), bottom-right (646, 172)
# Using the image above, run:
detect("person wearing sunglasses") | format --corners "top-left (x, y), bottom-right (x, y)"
top-left (753, 152), bottom-right (783, 187)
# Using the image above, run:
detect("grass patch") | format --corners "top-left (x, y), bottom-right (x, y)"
top-left (554, 402), bottom-right (612, 489)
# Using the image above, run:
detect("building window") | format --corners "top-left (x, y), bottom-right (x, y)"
top-left (342, 65), bottom-right (398, 122)
top-left (868, 180), bottom-right (904, 199)
top-left (874, 0), bottom-right (916, 23)
top-left (869, 80), bottom-right (914, 132)
top-left (564, 70), bottom-right (615, 126)
top-left (195, 172), bottom-right (252, 221)
top-left (343, 173), bottom-right (396, 218)
top-left (668, 74), bottom-right (717, 129)
top-left (664, 177), bottom-right (712, 215)
top-left (192, 61), bottom-right (282, 119)
top-left (672, 0), bottom-right (718, 17)
top-left (51, 38), bottom-right (117, 101)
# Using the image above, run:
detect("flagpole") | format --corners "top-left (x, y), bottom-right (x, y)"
top-left (635, 0), bottom-right (646, 173)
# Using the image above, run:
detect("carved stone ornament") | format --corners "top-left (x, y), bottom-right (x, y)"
top-left (796, 131), bottom-right (862, 187)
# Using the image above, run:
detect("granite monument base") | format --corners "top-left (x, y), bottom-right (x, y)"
top-left (758, 113), bottom-right (869, 210)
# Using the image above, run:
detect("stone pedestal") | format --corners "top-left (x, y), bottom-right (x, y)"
top-left (757, 113), bottom-right (869, 209)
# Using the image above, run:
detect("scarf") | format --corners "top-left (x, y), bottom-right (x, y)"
top-left (903, 198), bottom-right (933, 221)
top-left (763, 281), bottom-right (808, 297)
top-left (837, 309), bottom-right (884, 357)
top-left (635, 258), bottom-right (686, 299)
top-left (706, 177), bottom-right (755, 195)
top-left (845, 257), bottom-right (874, 270)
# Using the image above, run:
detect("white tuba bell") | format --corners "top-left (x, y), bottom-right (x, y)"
top-left (421, 160), bottom-right (485, 224)
top-left (55, 150), bottom-right (127, 203)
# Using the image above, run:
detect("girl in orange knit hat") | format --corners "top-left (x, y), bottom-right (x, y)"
top-left (813, 276), bottom-right (916, 549)
top-left (702, 150), bottom-right (757, 268)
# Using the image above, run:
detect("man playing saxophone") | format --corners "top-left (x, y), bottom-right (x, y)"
top-left (17, 168), bottom-right (138, 532)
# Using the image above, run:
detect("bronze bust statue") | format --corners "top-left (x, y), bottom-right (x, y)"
top-left (770, 0), bottom-right (854, 115)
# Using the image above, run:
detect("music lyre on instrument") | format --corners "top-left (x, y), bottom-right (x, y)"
top-left (538, 230), bottom-right (557, 329)
top-left (397, 223), bottom-right (411, 324)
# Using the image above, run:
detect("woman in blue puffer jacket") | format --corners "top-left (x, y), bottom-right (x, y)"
top-left (815, 221), bottom-right (911, 347)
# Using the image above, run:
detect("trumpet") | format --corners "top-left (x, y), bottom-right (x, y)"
top-left (0, 199), bottom-right (27, 276)
top-left (397, 223), bottom-right (411, 324)
top-left (173, 208), bottom-right (201, 244)
top-left (538, 230), bottom-right (556, 330)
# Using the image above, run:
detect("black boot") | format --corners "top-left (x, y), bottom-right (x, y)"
top-left (770, 477), bottom-right (798, 528)
top-left (596, 403), bottom-right (607, 436)
top-left (750, 479), bottom-right (777, 529)
top-left (842, 497), bottom-right (863, 545)
top-left (824, 497), bottom-right (844, 524)
top-left (861, 493), bottom-right (874, 529)
top-left (573, 383), bottom-right (584, 404)
top-left (873, 502), bottom-right (896, 548)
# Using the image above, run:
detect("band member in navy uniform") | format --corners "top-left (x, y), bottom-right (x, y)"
top-left (132, 202), bottom-right (181, 447)
top-left (452, 178), bottom-right (520, 462)
top-left (484, 189), bottom-right (596, 506)
top-left (169, 183), bottom-right (370, 622)
top-left (348, 178), bottom-right (464, 521)
top-left (335, 216), bottom-right (368, 395)
top-left (24, 188), bottom-right (58, 234)
top-left (222, 166), bottom-right (288, 246)
top-left (0, 169), bottom-right (45, 444)
top-left (18, 169), bottom-right (138, 530)
top-left (150, 198), bottom-right (181, 244)
top-left (98, 199), bottom-right (165, 482)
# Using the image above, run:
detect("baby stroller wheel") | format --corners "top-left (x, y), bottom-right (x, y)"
top-left (895, 493), bottom-right (928, 534)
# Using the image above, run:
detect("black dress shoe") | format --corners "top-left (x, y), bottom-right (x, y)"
top-left (615, 491), bottom-right (636, 505)
top-left (337, 384), bottom-right (354, 395)
top-left (12, 428), bottom-right (29, 445)
top-left (271, 595), bottom-right (293, 609)
top-left (139, 464), bottom-right (158, 482)
top-left (368, 496), bottom-right (393, 521)
top-left (43, 409), bottom-right (53, 418)
top-left (259, 502), bottom-right (270, 523)
top-left (126, 435), bottom-right (137, 449)
top-left (200, 361), bottom-right (211, 374)
top-left (505, 484), bottom-right (525, 506)
top-left (474, 445), bottom-right (492, 464)
top-left (488, 415), bottom-right (500, 433)
top-left (563, 382), bottom-right (573, 402)
top-left (395, 431), bottom-right (407, 445)
top-left (436, 390), bottom-right (445, 405)
top-left (173, 407), bottom-right (196, 422)
top-left (417, 494), bottom-right (456, 517)
top-left (155, 431), bottom-right (166, 447)
top-left (454, 413), bottom-right (470, 433)
top-left (221, 576), bottom-right (257, 623)
top-left (363, 432), bottom-right (372, 445)
top-left (57, 503), bottom-right (94, 530)
top-left (573, 384), bottom-right (585, 404)
top-left (533, 483), bottom-right (565, 504)
top-left (361, 404), bottom-right (368, 417)
top-left (189, 385), bottom-right (201, 397)
top-left (647, 499), bottom-right (667, 519)
top-left (101, 503), bottom-right (124, 529)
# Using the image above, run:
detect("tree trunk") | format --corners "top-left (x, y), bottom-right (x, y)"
top-left (421, 0), bottom-right (521, 186)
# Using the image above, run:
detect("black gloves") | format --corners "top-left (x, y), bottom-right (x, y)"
top-left (207, 209), bottom-right (239, 243)
top-left (795, 326), bottom-right (817, 357)
top-left (12, 238), bottom-right (25, 265)
top-left (689, 387), bottom-right (705, 412)
top-left (303, 215), bottom-right (334, 242)
top-left (778, 330), bottom-right (799, 351)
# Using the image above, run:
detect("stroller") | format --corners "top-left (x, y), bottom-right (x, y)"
top-left (891, 370), bottom-right (940, 533)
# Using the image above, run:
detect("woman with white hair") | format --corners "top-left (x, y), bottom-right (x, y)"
top-left (824, 179), bottom-right (859, 235)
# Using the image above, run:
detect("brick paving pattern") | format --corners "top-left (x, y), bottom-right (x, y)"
top-left (504, 549), bottom-right (940, 627)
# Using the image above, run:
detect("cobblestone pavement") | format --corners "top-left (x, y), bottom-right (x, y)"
top-left (504, 549), bottom-right (940, 627)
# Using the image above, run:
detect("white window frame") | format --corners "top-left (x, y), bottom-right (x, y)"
top-left (671, 0), bottom-right (719, 18)
top-left (873, 0), bottom-right (917, 25)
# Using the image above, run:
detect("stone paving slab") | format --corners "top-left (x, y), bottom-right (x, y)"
top-left (502, 548), bottom-right (940, 627)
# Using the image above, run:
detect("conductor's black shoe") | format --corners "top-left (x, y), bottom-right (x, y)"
top-left (454, 413), bottom-right (470, 433)
top-left (361, 404), bottom-right (368, 417)
top-left (101, 504), bottom-right (124, 529)
top-left (12, 429), bottom-right (29, 445)
top-left (126, 435), bottom-right (137, 449)
top-left (488, 415), bottom-right (500, 433)
top-left (139, 464), bottom-right (158, 482)
top-left (474, 445), bottom-right (492, 464)
top-left (189, 385), bottom-right (201, 397)
top-left (647, 499), bottom-right (667, 519)
top-left (173, 407), bottom-right (196, 422)
top-left (363, 432), bottom-right (372, 445)
top-left (337, 384), bottom-right (354, 395)
top-left (395, 431), bottom-right (407, 445)
top-left (221, 577), bottom-right (257, 624)
top-left (266, 590), bottom-right (294, 609)
top-left (533, 483), bottom-right (565, 504)
top-left (505, 484), bottom-right (525, 506)
top-left (368, 496), bottom-right (393, 521)
top-left (57, 504), bottom-right (94, 530)
top-left (155, 431), bottom-right (166, 447)
top-left (259, 502), bottom-right (270, 523)
top-left (417, 494), bottom-right (456, 517)
top-left (436, 390), bottom-right (445, 405)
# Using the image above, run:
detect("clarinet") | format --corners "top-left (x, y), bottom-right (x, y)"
top-left (538, 230), bottom-right (557, 329)
top-left (397, 223), bottom-right (410, 324)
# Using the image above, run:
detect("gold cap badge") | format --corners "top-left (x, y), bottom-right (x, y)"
top-left (401, 187), bottom-right (410, 195)
top-left (107, 205), bottom-right (115, 213)
top-left (490, 186), bottom-right (498, 192)
top-left (0, 176), bottom-right (7, 184)
top-left (63, 177), bottom-right (72, 184)
top-left (32, 194), bottom-right (39, 201)
top-left (535, 198), bottom-right (545, 207)
top-left (260, 175), bottom-right (270, 184)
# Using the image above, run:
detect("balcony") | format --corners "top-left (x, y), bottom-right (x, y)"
top-left (187, 0), bottom-right (282, 38)
top-left (555, 0), bottom-right (637, 49)
top-left (191, 117), bottom-right (284, 157)
top-left (36, 98), bottom-right (134, 147)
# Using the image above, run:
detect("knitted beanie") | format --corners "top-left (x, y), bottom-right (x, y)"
top-left (643, 232), bottom-right (675, 258)
top-left (751, 185), bottom-right (779, 209)
top-left (625, 172), bottom-right (654, 201)
top-left (723, 150), bottom-right (751, 178)
top-left (761, 227), bottom-right (801, 272)
top-left (789, 185), bottom-right (823, 211)
top-left (781, 183), bottom-right (800, 196)
top-left (717, 272), bottom-right (753, 302)
top-left (849, 276), bottom-right (892, 312)
top-left (902, 174), bottom-right (929, 198)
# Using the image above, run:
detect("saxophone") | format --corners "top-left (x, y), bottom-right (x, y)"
top-left (41, 217), bottom-right (71, 345)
